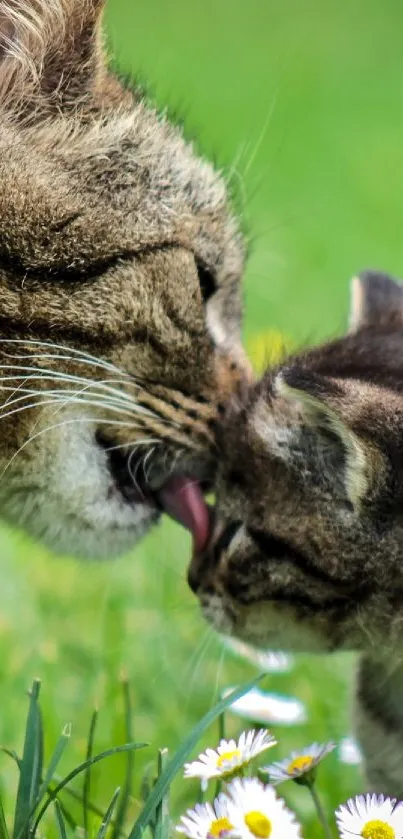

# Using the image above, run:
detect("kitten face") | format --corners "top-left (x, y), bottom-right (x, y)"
top-left (0, 0), bottom-right (251, 558)
top-left (188, 271), bottom-right (403, 653)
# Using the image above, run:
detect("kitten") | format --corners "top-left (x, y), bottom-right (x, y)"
top-left (0, 0), bottom-right (250, 559)
top-left (188, 270), bottom-right (403, 796)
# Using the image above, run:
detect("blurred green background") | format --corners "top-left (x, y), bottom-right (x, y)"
top-left (3, 0), bottom-right (403, 834)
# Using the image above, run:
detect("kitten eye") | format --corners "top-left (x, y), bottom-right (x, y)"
top-left (196, 260), bottom-right (217, 303)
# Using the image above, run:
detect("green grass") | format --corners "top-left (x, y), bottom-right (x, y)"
top-left (3, 0), bottom-right (403, 834)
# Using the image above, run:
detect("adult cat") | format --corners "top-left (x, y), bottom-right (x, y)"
top-left (0, 0), bottom-right (249, 558)
top-left (189, 271), bottom-right (403, 796)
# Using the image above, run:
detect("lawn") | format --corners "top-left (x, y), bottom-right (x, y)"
top-left (1, 0), bottom-right (403, 835)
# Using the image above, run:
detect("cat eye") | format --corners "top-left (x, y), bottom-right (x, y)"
top-left (196, 260), bottom-right (217, 303)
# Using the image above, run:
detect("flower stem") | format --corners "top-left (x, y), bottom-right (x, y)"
top-left (214, 713), bottom-right (226, 798)
top-left (218, 711), bottom-right (226, 743)
top-left (309, 784), bottom-right (333, 839)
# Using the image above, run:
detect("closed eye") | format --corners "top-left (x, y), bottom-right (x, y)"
top-left (196, 260), bottom-right (217, 303)
top-left (247, 527), bottom-right (341, 587)
top-left (248, 528), bottom-right (299, 560)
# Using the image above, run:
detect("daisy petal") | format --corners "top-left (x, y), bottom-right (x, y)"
top-left (336, 793), bottom-right (403, 839)
top-left (184, 729), bottom-right (276, 785)
top-left (263, 741), bottom-right (335, 785)
top-left (225, 776), bottom-right (302, 839)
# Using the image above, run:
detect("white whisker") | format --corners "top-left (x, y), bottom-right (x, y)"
top-left (0, 338), bottom-right (127, 378)
top-left (212, 641), bottom-right (228, 707)
top-left (126, 446), bottom-right (146, 500)
top-left (0, 367), bottom-right (182, 431)
top-left (0, 367), bottom-right (150, 412)
top-left (0, 416), bottom-right (143, 484)
top-left (100, 438), bottom-right (160, 453)
top-left (143, 445), bottom-right (157, 485)
top-left (0, 387), bottom-right (151, 423)
top-left (185, 628), bottom-right (216, 707)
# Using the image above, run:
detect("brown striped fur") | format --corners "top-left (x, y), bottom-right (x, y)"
top-left (189, 270), bottom-right (403, 796)
top-left (0, 0), bottom-right (250, 558)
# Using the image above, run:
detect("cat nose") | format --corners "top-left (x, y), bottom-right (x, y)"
top-left (187, 553), bottom-right (205, 594)
top-left (187, 520), bottom-right (242, 593)
top-left (187, 542), bottom-right (217, 594)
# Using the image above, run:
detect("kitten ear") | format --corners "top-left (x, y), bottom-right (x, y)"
top-left (349, 269), bottom-right (403, 332)
top-left (0, 0), bottom-right (107, 113)
top-left (274, 367), bottom-right (370, 508)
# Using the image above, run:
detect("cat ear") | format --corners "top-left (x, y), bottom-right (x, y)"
top-left (349, 269), bottom-right (403, 332)
top-left (0, 0), bottom-right (106, 113)
top-left (274, 367), bottom-right (370, 508)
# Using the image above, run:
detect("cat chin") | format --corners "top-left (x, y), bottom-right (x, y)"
top-left (21, 501), bottom-right (159, 560)
top-left (202, 599), bottom-right (338, 654)
top-left (235, 624), bottom-right (333, 654)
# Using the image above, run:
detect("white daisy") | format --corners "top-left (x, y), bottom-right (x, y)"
top-left (177, 794), bottom-right (234, 839)
top-left (226, 777), bottom-right (301, 839)
top-left (222, 686), bottom-right (307, 726)
top-left (262, 741), bottom-right (335, 785)
top-left (336, 793), bottom-right (403, 839)
top-left (338, 736), bottom-right (363, 767)
top-left (184, 730), bottom-right (276, 787)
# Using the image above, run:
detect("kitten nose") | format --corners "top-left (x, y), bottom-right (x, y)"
top-left (187, 552), bottom-right (205, 594)
top-left (187, 520), bottom-right (242, 593)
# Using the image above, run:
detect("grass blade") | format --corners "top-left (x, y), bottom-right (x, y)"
top-left (31, 742), bottom-right (148, 836)
top-left (215, 713), bottom-right (226, 798)
top-left (154, 750), bottom-right (169, 839)
top-left (128, 674), bottom-right (265, 839)
top-left (0, 789), bottom-right (10, 839)
top-left (96, 787), bottom-right (121, 839)
top-left (53, 801), bottom-right (67, 839)
top-left (13, 679), bottom-right (43, 839)
top-left (83, 709), bottom-right (98, 838)
top-left (140, 763), bottom-right (156, 805)
top-left (111, 678), bottom-right (134, 839)
top-left (53, 777), bottom-right (112, 825)
top-left (37, 724), bottom-right (72, 805)
top-left (54, 799), bottom-right (76, 834)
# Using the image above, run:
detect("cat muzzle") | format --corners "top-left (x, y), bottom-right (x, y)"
top-left (98, 433), bottom-right (213, 552)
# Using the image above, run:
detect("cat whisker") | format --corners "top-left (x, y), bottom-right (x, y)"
top-left (0, 343), bottom-right (211, 406)
top-left (0, 366), bottom-right (148, 411)
top-left (0, 368), bottom-right (186, 432)
top-left (143, 445), bottom-right (157, 486)
top-left (0, 386), bottom-right (158, 424)
top-left (212, 640), bottom-right (228, 706)
top-left (0, 338), bottom-right (129, 378)
top-left (185, 628), bottom-right (216, 707)
top-left (96, 438), bottom-right (161, 454)
top-left (0, 416), bottom-right (147, 485)
top-left (0, 376), bottom-right (180, 430)
top-left (126, 446), bottom-right (147, 500)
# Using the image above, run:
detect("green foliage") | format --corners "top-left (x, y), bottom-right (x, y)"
top-left (0, 680), bottom-right (147, 838)
top-left (0, 678), bottom-right (270, 838)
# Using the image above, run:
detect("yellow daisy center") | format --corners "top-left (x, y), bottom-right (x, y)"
top-left (209, 817), bottom-right (234, 837)
top-left (216, 749), bottom-right (241, 769)
top-left (361, 820), bottom-right (395, 839)
top-left (244, 811), bottom-right (272, 838)
top-left (287, 755), bottom-right (314, 775)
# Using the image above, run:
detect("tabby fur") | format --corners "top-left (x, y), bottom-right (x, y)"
top-left (189, 270), bottom-right (403, 796)
top-left (0, 0), bottom-right (250, 558)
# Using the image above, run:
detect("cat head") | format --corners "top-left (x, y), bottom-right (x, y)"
top-left (188, 271), bottom-right (403, 653)
top-left (0, 0), bottom-right (250, 558)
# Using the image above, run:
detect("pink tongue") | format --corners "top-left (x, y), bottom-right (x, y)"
top-left (157, 476), bottom-right (210, 553)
